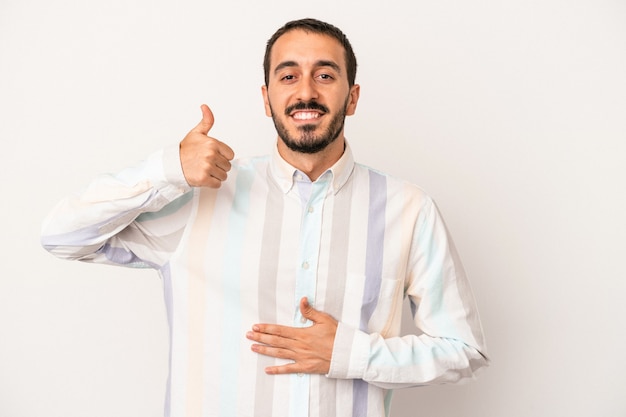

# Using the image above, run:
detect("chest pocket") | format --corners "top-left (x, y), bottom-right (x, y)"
top-left (344, 273), bottom-right (404, 335)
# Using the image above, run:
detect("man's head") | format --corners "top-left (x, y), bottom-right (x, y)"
top-left (262, 18), bottom-right (360, 156)
top-left (263, 18), bottom-right (357, 88)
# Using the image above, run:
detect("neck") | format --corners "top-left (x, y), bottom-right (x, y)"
top-left (277, 137), bottom-right (346, 181)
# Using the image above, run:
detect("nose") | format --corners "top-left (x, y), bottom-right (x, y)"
top-left (296, 75), bottom-right (319, 102)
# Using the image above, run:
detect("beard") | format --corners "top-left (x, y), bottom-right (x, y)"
top-left (269, 97), bottom-right (349, 154)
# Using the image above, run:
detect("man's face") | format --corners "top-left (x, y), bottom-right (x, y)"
top-left (262, 29), bottom-right (360, 154)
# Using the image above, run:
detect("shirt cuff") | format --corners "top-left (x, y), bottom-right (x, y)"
top-left (327, 322), bottom-right (370, 380)
top-left (162, 143), bottom-right (191, 190)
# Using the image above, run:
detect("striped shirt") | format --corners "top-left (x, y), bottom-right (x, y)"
top-left (41, 143), bottom-right (489, 417)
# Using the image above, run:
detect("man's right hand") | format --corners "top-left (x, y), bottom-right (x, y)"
top-left (179, 104), bottom-right (235, 188)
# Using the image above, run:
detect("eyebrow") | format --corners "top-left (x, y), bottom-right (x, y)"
top-left (273, 60), bottom-right (342, 75)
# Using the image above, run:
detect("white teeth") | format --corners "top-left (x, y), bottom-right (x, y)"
top-left (293, 112), bottom-right (320, 120)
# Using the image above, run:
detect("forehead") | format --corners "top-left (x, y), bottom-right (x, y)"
top-left (269, 29), bottom-right (346, 71)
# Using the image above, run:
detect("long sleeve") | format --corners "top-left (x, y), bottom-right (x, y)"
top-left (41, 145), bottom-right (194, 269)
top-left (327, 196), bottom-right (489, 389)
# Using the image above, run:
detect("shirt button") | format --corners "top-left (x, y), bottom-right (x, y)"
top-left (308, 206), bottom-right (314, 213)
top-left (300, 316), bottom-right (307, 323)
top-left (302, 261), bottom-right (309, 270)
top-left (297, 373), bottom-right (304, 377)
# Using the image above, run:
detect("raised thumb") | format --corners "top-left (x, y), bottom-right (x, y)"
top-left (192, 104), bottom-right (215, 135)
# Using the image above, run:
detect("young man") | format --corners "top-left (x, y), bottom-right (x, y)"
top-left (42, 18), bottom-right (488, 417)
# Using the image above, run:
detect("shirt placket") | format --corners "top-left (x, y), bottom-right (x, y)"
top-left (289, 174), bottom-right (330, 417)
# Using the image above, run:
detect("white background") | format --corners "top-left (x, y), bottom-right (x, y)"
top-left (1, 0), bottom-right (625, 416)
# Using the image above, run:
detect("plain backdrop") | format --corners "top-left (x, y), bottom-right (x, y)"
top-left (1, 0), bottom-right (625, 416)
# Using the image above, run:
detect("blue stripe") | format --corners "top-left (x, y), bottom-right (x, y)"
top-left (100, 243), bottom-right (158, 268)
top-left (42, 221), bottom-right (120, 249)
top-left (290, 177), bottom-right (330, 417)
top-left (161, 263), bottom-right (173, 417)
top-left (352, 379), bottom-right (369, 417)
top-left (219, 167), bottom-right (254, 416)
top-left (360, 171), bottom-right (387, 330)
top-left (354, 170), bottom-right (387, 417)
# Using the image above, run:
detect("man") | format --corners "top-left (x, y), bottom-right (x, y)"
top-left (42, 18), bottom-right (488, 417)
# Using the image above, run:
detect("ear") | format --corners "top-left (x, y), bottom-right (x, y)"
top-left (345, 84), bottom-right (360, 116)
top-left (261, 85), bottom-right (272, 117)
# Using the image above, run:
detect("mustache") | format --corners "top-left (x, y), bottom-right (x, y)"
top-left (284, 101), bottom-right (329, 115)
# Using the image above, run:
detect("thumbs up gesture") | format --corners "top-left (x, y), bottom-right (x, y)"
top-left (179, 104), bottom-right (235, 188)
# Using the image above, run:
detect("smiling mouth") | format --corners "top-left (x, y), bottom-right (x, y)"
top-left (285, 101), bottom-right (329, 122)
top-left (292, 111), bottom-right (322, 121)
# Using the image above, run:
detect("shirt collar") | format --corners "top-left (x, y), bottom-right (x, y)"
top-left (269, 141), bottom-right (355, 195)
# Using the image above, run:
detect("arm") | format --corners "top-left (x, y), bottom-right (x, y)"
top-left (330, 196), bottom-right (489, 388)
top-left (328, 324), bottom-right (488, 389)
top-left (41, 105), bottom-right (235, 268)
top-left (247, 197), bottom-right (489, 387)
top-left (248, 301), bottom-right (487, 387)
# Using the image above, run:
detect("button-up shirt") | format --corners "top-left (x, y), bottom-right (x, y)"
top-left (42, 143), bottom-right (489, 417)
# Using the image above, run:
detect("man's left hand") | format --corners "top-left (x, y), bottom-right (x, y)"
top-left (246, 297), bottom-right (338, 375)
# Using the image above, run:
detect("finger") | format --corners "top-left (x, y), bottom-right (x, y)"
top-left (247, 329), bottom-right (297, 349)
top-left (216, 140), bottom-right (235, 161)
top-left (208, 167), bottom-right (228, 182)
top-left (264, 363), bottom-right (304, 375)
top-left (214, 158), bottom-right (232, 176)
top-left (191, 104), bottom-right (215, 135)
top-left (251, 323), bottom-right (297, 339)
top-left (208, 151), bottom-right (233, 176)
top-left (250, 343), bottom-right (294, 361)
